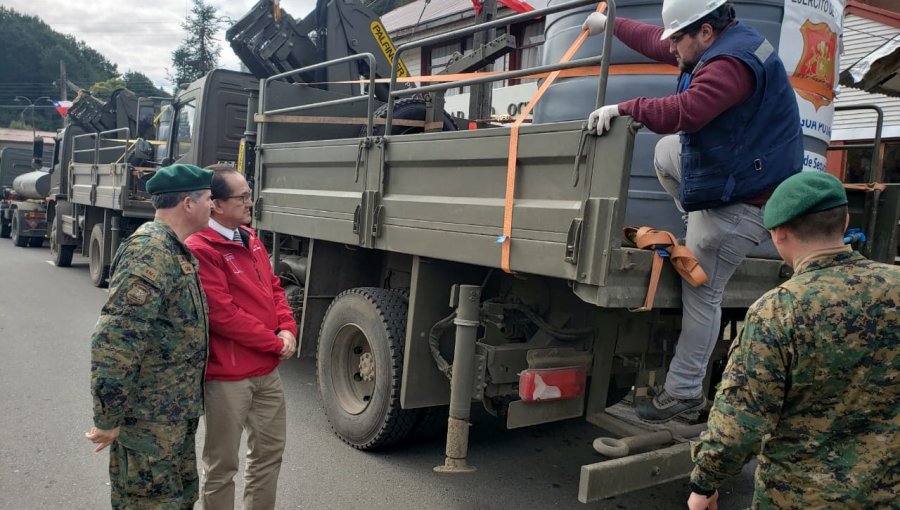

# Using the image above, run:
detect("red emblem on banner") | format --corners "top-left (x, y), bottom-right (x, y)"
top-left (793, 20), bottom-right (837, 110)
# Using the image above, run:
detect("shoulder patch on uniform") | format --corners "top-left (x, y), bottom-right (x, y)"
top-left (140, 267), bottom-right (159, 282)
top-left (178, 258), bottom-right (195, 275)
top-left (125, 284), bottom-right (151, 305)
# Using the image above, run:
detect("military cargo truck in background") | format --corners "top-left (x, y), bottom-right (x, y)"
top-left (0, 142), bottom-right (54, 247)
top-left (39, 76), bottom-right (253, 285)
top-left (37, 0), bottom-right (407, 287)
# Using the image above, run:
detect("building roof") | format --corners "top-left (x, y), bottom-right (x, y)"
top-left (383, 0), bottom-right (551, 36)
top-left (833, 1), bottom-right (900, 140)
top-left (841, 36), bottom-right (900, 98)
top-left (0, 128), bottom-right (57, 145)
top-left (382, 0), bottom-right (473, 34)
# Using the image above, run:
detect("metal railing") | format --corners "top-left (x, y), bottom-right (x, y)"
top-left (259, 53), bottom-right (379, 141)
top-left (71, 128), bottom-right (132, 166)
top-left (829, 105), bottom-right (884, 182)
top-left (385, 0), bottom-right (616, 133)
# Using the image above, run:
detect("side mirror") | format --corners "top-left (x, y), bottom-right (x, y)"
top-left (32, 136), bottom-right (44, 170)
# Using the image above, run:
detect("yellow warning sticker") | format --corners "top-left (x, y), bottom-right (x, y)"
top-left (237, 140), bottom-right (246, 176)
top-left (370, 21), bottom-right (408, 78)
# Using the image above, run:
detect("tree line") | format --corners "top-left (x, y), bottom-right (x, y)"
top-left (0, 6), bottom-right (187, 132)
top-left (0, 0), bottom-right (415, 132)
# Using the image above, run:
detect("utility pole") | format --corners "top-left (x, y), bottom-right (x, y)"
top-left (59, 61), bottom-right (68, 101)
top-left (468, 0), bottom-right (498, 123)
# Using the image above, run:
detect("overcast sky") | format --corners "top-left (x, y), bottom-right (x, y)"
top-left (3, 0), bottom-right (317, 89)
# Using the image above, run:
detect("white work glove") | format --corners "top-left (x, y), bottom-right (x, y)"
top-left (587, 104), bottom-right (621, 135)
top-left (582, 12), bottom-right (608, 36)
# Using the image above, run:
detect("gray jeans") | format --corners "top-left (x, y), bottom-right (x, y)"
top-left (654, 135), bottom-right (769, 399)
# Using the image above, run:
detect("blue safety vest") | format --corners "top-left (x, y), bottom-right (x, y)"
top-left (677, 21), bottom-right (803, 211)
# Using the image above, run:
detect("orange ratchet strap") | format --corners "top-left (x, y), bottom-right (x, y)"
top-left (308, 64), bottom-right (678, 86)
top-left (499, 1), bottom-right (607, 273)
top-left (623, 226), bottom-right (708, 312)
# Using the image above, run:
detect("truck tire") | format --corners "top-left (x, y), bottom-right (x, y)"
top-left (364, 98), bottom-right (457, 137)
top-left (11, 214), bottom-right (28, 247)
top-left (407, 405), bottom-right (448, 443)
top-left (0, 217), bottom-right (9, 238)
top-left (49, 216), bottom-right (74, 267)
top-left (317, 287), bottom-right (418, 450)
top-left (89, 224), bottom-right (109, 288)
top-left (28, 236), bottom-right (44, 248)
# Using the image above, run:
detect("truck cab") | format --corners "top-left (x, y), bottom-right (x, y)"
top-left (0, 142), bottom-right (55, 247)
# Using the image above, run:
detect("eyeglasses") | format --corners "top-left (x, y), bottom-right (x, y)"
top-left (669, 32), bottom-right (688, 44)
top-left (220, 193), bottom-right (253, 204)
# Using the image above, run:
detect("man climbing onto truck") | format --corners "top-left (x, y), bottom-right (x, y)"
top-left (582, 0), bottom-right (804, 423)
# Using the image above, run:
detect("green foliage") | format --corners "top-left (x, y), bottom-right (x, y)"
top-left (8, 119), bottom-right (32, 131)
top-left (169, 0), bottom-right (222, 86)
top-left (0, 7), bottom-right (117, 130)
top-left (88, 72), bottom-right (170, 102)
top-left (90, 78), bottom-right (127, 102)
top-left (123, 71), bottom-right (170, 99)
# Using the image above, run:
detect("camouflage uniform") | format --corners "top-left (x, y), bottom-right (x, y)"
top-left (91, 220), bottom-right (208, 509)
top-left (690, 247), bottom-right (899, 509)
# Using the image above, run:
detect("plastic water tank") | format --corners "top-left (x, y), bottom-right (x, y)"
top-left (534, 0), bottom-right (834, 257)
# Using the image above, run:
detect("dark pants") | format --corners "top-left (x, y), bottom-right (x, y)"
top-left (109, 418), bottom-right (199, 510)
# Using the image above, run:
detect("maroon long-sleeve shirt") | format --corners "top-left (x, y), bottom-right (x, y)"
top-left (613, 18), bottom-right (754, 135)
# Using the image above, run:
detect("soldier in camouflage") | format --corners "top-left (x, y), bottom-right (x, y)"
top-left (688, 172), bottom-right (899, 510)
top-left (87, 164), bottom-right (214, 509)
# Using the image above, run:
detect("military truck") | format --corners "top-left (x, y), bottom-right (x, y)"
top-left (0, 143), bottom-right (54, 247)
top-left (30, 0), bottom-right (894, 501)
top-left (215, 0), bottom-right (899, 503)
top-left (40, 80), bottom-right (253, 285)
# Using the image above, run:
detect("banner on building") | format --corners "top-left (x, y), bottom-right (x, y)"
top-left (779, 0), bottom-right (845, 170)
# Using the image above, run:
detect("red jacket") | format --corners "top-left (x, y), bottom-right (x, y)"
top-left (186, 226), bottom-right (297, 381)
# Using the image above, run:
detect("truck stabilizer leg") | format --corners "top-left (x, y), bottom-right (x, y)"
top-left (434, 284), bottom-right (481, 474)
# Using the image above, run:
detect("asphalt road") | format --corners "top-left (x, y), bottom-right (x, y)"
top-left (0, 239), bottom-right (756, 509)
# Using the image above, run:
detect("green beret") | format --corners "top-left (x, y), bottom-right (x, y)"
top-left (146, 164), bottom-right (213, 195)
top-left (763, 171), bottom-right (848, 229)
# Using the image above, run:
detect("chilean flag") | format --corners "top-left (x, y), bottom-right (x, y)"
top-left (51, 100), bottom-right (73, 117)
top-left (472, 0), bottom-right (535, 15)
top-left (499, 0), bottom-right (535, 13)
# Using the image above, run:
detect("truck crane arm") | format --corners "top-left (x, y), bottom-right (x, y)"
top-left (227, 0), bottom-right (406, 103)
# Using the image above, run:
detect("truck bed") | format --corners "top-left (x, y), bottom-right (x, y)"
top-left (254, 119), bottom-right (791, 309)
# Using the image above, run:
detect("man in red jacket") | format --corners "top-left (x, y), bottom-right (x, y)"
top-left (186, 166), bottom-right (297, 510)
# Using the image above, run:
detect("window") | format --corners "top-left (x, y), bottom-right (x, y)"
top-left (173, 101), bottom-right (197, 160)
top-left (844, 142), bottom-right (900, 184)
top-left (514, 21), bottom-right (545, 83)
top-left (883, 142), bottom-right (900, 184)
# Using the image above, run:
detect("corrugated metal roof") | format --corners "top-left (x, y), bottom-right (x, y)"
top-left (382, 0), bottom-right (473, 33)
top-left (840, 38), bottom-right (900, 98)
top-left (383, 0), bottom-right (551, 33)
top-left (834, 14), bottom-right (900, 139)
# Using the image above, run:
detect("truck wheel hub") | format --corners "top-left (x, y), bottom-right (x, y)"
top-left (358, 353), bottom-right (375, 382)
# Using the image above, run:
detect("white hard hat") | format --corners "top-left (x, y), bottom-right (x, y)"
top-left (660, 0), bottom-right (727, 40)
